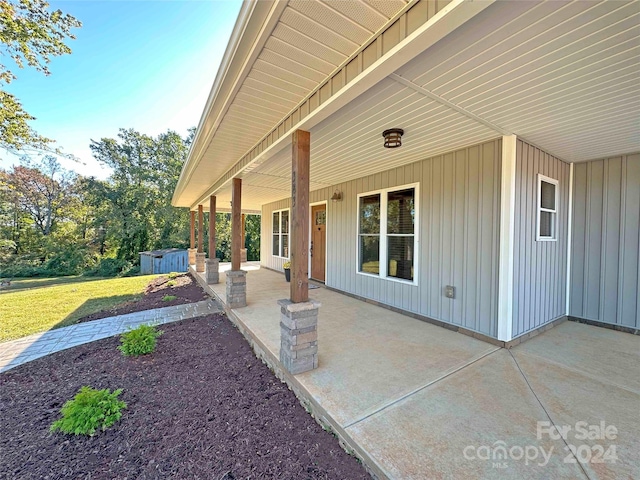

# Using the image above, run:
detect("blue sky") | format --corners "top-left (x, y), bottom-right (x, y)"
top-left (1, 0), bottom-right (242, 178)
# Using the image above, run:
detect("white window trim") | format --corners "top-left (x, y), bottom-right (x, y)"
top-left (272, 208), bottom-right (290, 258)
top-left (356, 182), bottom-right (419, 286)
top-left (536, 174), bottom-right (559, 242)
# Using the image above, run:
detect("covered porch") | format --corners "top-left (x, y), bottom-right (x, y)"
top-left (192, 263), bottom-right (639, 480)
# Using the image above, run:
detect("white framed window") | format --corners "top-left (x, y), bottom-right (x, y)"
top-left (272, 209), bottom-right (289, 257)
top-left (357, 183), bottom-right (419, 284)
top-left (537, 174), bottom-right (558, 241)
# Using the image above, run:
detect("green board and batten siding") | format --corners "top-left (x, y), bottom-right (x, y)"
top-left (261, 139), bottom-right (502, 338)
top-left (570, 153), bottom-right (640, 329)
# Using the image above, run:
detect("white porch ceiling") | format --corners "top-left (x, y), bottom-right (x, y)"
top-left (397, 0), bottom-right (640, 162)
top-left (204, 0), bottom-right (640, 212)
top-left (180, 0), bottom-right (409, 208)
top-left (212, 77), bottom-right (499, 210)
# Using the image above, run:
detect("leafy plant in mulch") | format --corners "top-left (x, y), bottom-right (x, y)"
top-left (50, 386), bottom-right (126, 436)
top-left (162, 295), bottom-right (177, 302)
top-left (168, 272), bottom-right (179, 279)
top-left (118, 324), bottom-right (163, 356)
top-left (166, 280), bottom-right (177, 287)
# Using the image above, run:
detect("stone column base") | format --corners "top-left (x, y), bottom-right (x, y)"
top-left (206, 258), bottom-right (220, 284)
top-left (226, 270), bottom-right (247, 308)
top-left (187, 248), bottom-right (196, 266)
top-left (241, 248), bottom-right (247, 263)
top-left (195, 252), bottom-right (206, 272)
top-left (278, 299), bottom-right (320, 374)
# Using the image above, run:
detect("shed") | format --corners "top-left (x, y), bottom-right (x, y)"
top-left (139, 248), bottom-right (188, 275)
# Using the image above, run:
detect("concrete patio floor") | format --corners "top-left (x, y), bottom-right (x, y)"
top-left (194, 263), bottom-right (639, 480)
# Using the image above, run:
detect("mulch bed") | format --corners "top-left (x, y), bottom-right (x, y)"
top-left (0, 314), bottom-right (369, 480)
top-left (77, 273), bottom-right (209, 323)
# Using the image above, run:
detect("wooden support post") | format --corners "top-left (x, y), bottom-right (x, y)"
top-left (197, 205), bottom-right (204, 253)
top-left (190, 211), bottom-right (195, 249)
top-left (231, 178), bottom-right (242, 271)
top-left (291, 130), bottom-right (310, 303)
top-left (209, 195), bottom-right (216, 258)
top-left (279, 129), bottom-right (318, 374)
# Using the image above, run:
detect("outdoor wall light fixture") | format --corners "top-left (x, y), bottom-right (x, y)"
top-left (331, 190), bottom-right (343, 202)
top-left (382, 128), bottom-right (404, 148)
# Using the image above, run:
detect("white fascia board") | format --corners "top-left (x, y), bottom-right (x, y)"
top-left (497, 134), bottom-right (517, 342)
top-left (191, 0), bottom-right (497, 209)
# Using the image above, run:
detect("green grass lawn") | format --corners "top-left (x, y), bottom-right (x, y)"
top-left (0, 275), bottom-right (158, 342)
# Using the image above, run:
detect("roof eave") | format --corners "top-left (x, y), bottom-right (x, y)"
top-left (172, 0), bottom-right (286, 208)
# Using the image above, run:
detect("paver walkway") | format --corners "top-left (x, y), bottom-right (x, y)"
top-left (0, 300), bottom-right (219, 373)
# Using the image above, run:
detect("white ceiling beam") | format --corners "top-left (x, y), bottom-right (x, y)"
top-left (388, 73), bottom-right (510, 135)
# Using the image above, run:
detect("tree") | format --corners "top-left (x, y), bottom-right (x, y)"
top-left (0, 0), bottom-right (81, 153)
top-left (88, 128), bottom-right (193, 262)
top-left (0, 157), bottom-right (97, 276)
top-left (6, 156), bottom-right (73, 235)
top-left (244, 214), bottom-right (260, 261)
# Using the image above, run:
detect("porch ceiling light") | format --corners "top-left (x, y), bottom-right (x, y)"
top-left (331, 190), bottom-right (343, 202)
top-left (382, 128), bottom-right (404, 148)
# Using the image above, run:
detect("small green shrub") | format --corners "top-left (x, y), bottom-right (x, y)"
top-left (166, 280), bottom-right (176, 287)
top-left (167, 272), bottom-right (178, 279)
top-left (50, 386), bottom-right (126, 436)
top-left (162, 295), bottom-right (177, 302)
top-left (118, 324), bottom-right (163, 356)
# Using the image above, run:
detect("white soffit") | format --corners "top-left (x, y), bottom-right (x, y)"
top-left (213, 77), bottom-right (498, 210)
top-left (396, 0), bottom-right (640, 162)
top-left (177, 0), bottom-right (409, 208)
top-left (212, 0), bottom-right (640, 210)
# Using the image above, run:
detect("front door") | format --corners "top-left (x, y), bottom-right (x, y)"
top-left (311, 204), bottom-right (326, 282)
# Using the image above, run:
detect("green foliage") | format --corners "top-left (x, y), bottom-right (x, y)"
top-left (0, 127), bottom-right (261, 278)
top-left (282, 261), bottom-right (291, 269)
top-left (88, 129), bottom-right (193, 262)
top-left (41, 241), bottom-right (97, 276)
top-left (0, 257), bottom-right (45, 277)
top-left (118, 324), bottom-right (163, 357)
top-left (84, 257), bottom-right (133, 277)
top-left (208, 212), bottom-right (261, 262)
top-left (244, 214), bottom-right (261, 261)
top-left (121, 264), bottom-right (140, 277)
top-left (0, 90), bottom-right (48, 152)
top-left (0, 157), bottom-right (100, 277)
top-left (167, 272), bottom-right (178, 279)
top-left (162, 295), bottom-right (176, 302)
top-left (8, 157), bottom-right (74, 235)
top-left (1, 0), bottom-right (82, 153)
top-left (0, 248), bottom-right (96, 277)
top-left (50, 386), bottom-right (126, 436)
